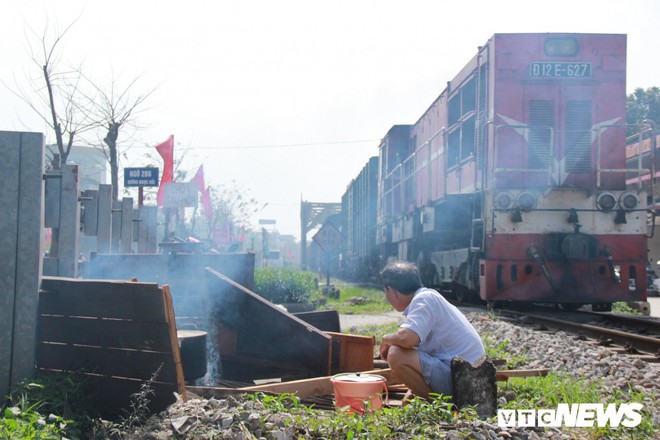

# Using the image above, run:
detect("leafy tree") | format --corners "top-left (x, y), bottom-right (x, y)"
top-left (183, 179), bottom-right (264, 249)
top-left (627, 86), bottom-right (660, 135)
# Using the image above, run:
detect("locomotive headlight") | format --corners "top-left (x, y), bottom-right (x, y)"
top-left (544, 37), bottom-right (579, 56)
top-left (619, 192), bottom-right (639, 211)
top-left (494, 192), bottom-right (513, 209)
top-left (596, 192), bottom-right (617, 212)
top-left (516, 191), bottom-right (537, 211)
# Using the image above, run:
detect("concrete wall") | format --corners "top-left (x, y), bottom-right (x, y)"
top-left (0, 131), bottom-right (44, 399)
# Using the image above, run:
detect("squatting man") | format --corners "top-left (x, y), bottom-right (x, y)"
top-left (379, 261), bottom-right (485, 401)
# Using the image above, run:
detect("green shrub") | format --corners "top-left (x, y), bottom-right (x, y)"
top-left (2, 376), bottom-right (91, 439)
top-left (254, 268), bottom-right (317, 304)
top-left (611, 301), bottom-right (642, 315)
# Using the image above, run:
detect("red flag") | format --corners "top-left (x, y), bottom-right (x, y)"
top-left (155, 135), bottom-right (174, 206)
top-left (201, 186), bottom-right (213, 222)
top-left (191, 165), bottom-right (205, 193)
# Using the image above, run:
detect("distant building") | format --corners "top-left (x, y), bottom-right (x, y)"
top-left (46, 144), bottom-right (109, 258)
top-left (46, 144), bottom-right (109, 190)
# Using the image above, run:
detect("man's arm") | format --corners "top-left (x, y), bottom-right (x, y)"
top-left (379, 327), bottom-right (420, 361)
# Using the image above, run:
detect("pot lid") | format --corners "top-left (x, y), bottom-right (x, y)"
top-left (177, 330), bottom-right (207, 338)
top-left (331, 373), bottom-right (386, 383)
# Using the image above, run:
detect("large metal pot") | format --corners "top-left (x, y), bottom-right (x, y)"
top-left (177, 330), bottom-right (208, 381)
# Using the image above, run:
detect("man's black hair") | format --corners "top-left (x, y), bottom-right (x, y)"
top-left (380, 261), bottom-right (423, 295)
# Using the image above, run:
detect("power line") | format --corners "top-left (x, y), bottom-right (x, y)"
top-left (134, 139), bottom-right (379, 150)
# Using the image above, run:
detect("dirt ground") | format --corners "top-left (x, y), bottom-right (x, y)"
top-left (338, 310), bottom-right (403, 331)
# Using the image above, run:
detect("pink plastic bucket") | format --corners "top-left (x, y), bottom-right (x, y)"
top-left (330, 373), bottom-right (388, 414)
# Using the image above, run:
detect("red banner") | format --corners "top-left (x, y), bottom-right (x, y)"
top-left (201, 186), bottom-right (213, 222)
top-left (191, 165), bottom-right (205, 193)
top-left (155, 135), bottom-right (174, 206)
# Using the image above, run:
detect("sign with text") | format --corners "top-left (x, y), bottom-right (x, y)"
top-left (124, 167), bottom-right (159, 187)
top-left (312, 222), bottom-right (345, 253)
top-left (529, 62), bottom-right (591, 78)
top-left (163, 182), bottom-right (198, 208)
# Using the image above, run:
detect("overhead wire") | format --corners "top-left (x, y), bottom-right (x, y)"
top-left (132, 139), bottom-right (379, 150)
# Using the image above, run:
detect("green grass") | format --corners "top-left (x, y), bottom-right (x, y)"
top-left (345, 322), bottom-right (400, 344)
top-left (499, 372), bottom-right (602, 408)
top-left (481, 334), bottom-right (529, 369)
top-left (498, 374), bottom-right (656, 438)
top-left (1, 377), bottom-right (85, 439)
top-left (254, 392), bottom-right (462, 439)
top-left (312, 283), bottom-right (391, 315)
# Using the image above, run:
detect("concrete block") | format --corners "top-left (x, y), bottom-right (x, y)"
top-left (96, 184), bottom-right (112, 253)
top-left (451, 355), bottom-right (497, 417)
top-left (0, 131), bottom-right (44, 398)
top-left (57, 164), bottom-right (80, 277)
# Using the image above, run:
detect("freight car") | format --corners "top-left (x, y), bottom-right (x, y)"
top-left (339, 156), bottom-right (380, 281)
top-left (346, 33), bottom-right (653, 310)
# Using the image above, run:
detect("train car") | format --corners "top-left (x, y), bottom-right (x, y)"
top-left (626, 132), bottom-right (659, 273)
top-left (340, 156), bottom-right (380, 280)
top-left (375, 33), bottom-right (651, 310)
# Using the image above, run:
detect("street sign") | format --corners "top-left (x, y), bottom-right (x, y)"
top-left (312, 222), bottom-right (345, 253)
top-left (124, 167), bottom-right (159, 187)
top-left (162, 182), bottom-right (198, 208)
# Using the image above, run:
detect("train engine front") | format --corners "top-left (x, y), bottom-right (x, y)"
top-left (481, 33), bottom-right (649, 309)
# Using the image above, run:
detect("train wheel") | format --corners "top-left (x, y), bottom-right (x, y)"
top-left (559, 303), bottom-right (583, 311)
top-left (592, 303), bottom-right (612, 312)
top-left (454, 285), bottom-right (477, 304)
top-left (417, 252), bottom-right (437, 287)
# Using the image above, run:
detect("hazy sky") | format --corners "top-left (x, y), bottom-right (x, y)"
top-left (2, 0), bottom-right (659, 240)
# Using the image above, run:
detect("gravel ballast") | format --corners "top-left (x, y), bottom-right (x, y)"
top-left (108, 311), bottom-right (659, 439)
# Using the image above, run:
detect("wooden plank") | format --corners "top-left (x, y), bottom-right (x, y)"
top-left (89, 376), bottom-right (178, 420)
top-left (37, 343), bottom-right (179, 382)
top-left (35, 277), bottom-right (186, 419)
top-left (325, 332), bottom-right (375, 373)
top-left (189, 368), bottom-right (401, 400)
top-left (190, 367), bottom-right (549, 401)
top-left (495, 368), bottom-right (549, 381)
top-left (214, 323), bottom-right (238, 356)
top-left (39, 315), bottom-right (173, 351)
top-left (162, 285), bottom-right (187, 400)
top-left (40, 277), bottom-right (167, 321)
top-left (294, 310), bottom-right (341, 333)
top-left (205, 268), bottom-right (332, 378)
top-left (219, 354), bottom-right (312, 382)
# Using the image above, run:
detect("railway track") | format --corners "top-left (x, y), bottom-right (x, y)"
top-left (453, 299), bottom-right (660, 362)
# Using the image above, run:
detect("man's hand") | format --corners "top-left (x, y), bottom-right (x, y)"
top-left (379, 340), bottom-right (391, 361)
top-left (380, 328), bottom-right (420, 361)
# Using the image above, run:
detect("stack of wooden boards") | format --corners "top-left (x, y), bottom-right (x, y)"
top-left (38, 277), bottom-right (186, 419)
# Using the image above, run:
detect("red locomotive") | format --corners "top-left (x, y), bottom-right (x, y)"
top-left (346, 33), bottom-right (653, 310)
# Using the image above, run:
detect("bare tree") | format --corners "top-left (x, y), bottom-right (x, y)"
top-left (84, 75), bottom-right (157, 201)
top-left (198, 181), bottom-right (263, 249)
top-left (4, 19), bottom-right (95, 167)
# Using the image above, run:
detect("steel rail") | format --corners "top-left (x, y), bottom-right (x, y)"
top-left (522, 313), bottom-right (660, 356)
